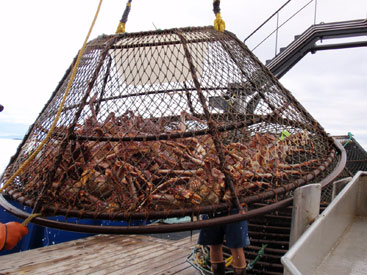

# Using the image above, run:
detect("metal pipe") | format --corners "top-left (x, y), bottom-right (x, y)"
top-left (275, 12), bottom-right (280, 55)
top-left (314, 0), bottom-right (318, 25)
top-left (0, 194), bottom-right (293, 234)
top-left (310, 40), bottom-right (367, 52)
top-left (319, 138), bottom-right (347, 189)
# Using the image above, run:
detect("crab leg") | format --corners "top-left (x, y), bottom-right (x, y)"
top-left (137, 177), bottom-right (190, 210)
top-left (157, 169), bottom-right (197, 176)
top-left (277, 159), bottom-right (320, 169)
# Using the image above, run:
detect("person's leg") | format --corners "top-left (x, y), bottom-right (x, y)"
top-left (230, 247), bottom-right (247, 274)
top-left (210, 244), bottom-right (224, 262)
top-left (226, 217), bottom-right (249, 275)
top-left (210, 244), bottom-right (225, 275)
top-left (198, 223), bottom-right (226, 275)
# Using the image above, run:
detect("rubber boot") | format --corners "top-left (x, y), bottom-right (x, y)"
top-left (233, 267), bottom-right (247, 275)
top-left (211, 262), bottom-right (225, 275)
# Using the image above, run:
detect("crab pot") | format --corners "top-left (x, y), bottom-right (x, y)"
top-left (0, 26), bottom-right (345, 234)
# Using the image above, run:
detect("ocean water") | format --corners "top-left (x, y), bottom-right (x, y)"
top-left (0, 139), bottom-right (21, 173)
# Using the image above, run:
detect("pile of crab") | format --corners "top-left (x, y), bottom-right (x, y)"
top-left (6, 98), bottom-right (322, 214)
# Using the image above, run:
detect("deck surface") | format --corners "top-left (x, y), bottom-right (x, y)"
top-left (314, 216), bottom-right (367, 275)
top-left (0, 232), bottom-right (200, 274)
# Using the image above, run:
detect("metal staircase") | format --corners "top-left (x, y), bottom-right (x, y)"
top-left (266, 19), bottom-right (367, 78)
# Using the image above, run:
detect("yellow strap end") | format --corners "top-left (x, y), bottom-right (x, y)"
top-left (214, 13), bottom-right (225, 32)
top-left (116, 22), bottom-right (126, 34)
top-left (22, 213), bottom-right (41, 227)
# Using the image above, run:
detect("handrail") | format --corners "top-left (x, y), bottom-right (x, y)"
top-left (244, 0), bottom-right (292, 43)
top-left (267, 19), bottom-right (367, 78)
top-left (251, 0), bottom-right (316, 53)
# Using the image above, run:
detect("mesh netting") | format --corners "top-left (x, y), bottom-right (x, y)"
top-left (1, 27), bottom-right (339, 221)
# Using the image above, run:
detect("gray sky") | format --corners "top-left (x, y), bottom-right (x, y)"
top-left (0, 0), bottom-right (366, 148)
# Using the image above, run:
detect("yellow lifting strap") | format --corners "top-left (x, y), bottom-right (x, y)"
top-left (116, 0), bottom-right (132, 34)
top-left (116, 22), bottom-right (126, 34)
top-left (115, 0), bottom-right (225, 34)
top-left (214, 12), bottom-right (226, 32)
top-left (213, 0), bottom-right (225, 32)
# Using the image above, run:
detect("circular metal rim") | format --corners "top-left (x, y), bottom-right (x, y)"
top-left (0, 193), bottom-right (293, 234)
top-left (6, 143), bottom-right (339, 221)
top-left (0, 138), bottom-right (346, 234)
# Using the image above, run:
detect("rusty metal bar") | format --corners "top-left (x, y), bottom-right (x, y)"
top-left (0, 138), bottom-right (344, 234)
top-left (0, 194), bottom-right (293, 234)
top-left (47, 114), bottom-right (269, 142)
top-left (7, 140), bottom-right (342, 219)
top-left (175, 30), bottom-right (244, 212)
top-left (110, 37), bottom-right (215, 50)
top-left (4, 139), bottom-right (342, 225)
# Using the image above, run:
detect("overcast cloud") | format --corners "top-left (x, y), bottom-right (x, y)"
top-left (0, 0), bottom-right (366, 148)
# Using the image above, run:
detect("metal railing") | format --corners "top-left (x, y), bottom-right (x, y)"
top-left (244, 0), bottom-right (318, 55)
top-left (267, 19), bottom-right (367, 78)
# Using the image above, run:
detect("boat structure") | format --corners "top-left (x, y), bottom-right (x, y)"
top-left (0, 1), bottom-right (366, 274)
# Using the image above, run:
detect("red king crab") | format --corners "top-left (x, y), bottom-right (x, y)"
top-left (9, 94), bottom-right (321, 214)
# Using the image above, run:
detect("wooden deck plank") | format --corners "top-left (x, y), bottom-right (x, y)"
top-left (161, 261), bottom-right (197, 275)
top-left (61, 244), bottom-right (161, 274)
top-left (148, 255), bottom-right (194, 275)
top-left (86, 244), bottom-right (178, 274)
top-left (11, 237), bottom-right (140, 274)
top-left (0, 233), bottom-right (199, 274)
top-left (138, 252), bottom-right (191, 274)
top-left (46, 241), bottom-right (163, 274)
top-left (0, 235), bottom-right (124, 272)
top-left (55, 236), bottom-right (190, 275)
top-left (0, 241), bottom-right (100, 273)
top-left (0, 236), bottom-right (131, 273)
top-left (107, 246), bottom-right (191, 274)
top-left (87, 236), bottom-right (196, 274)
